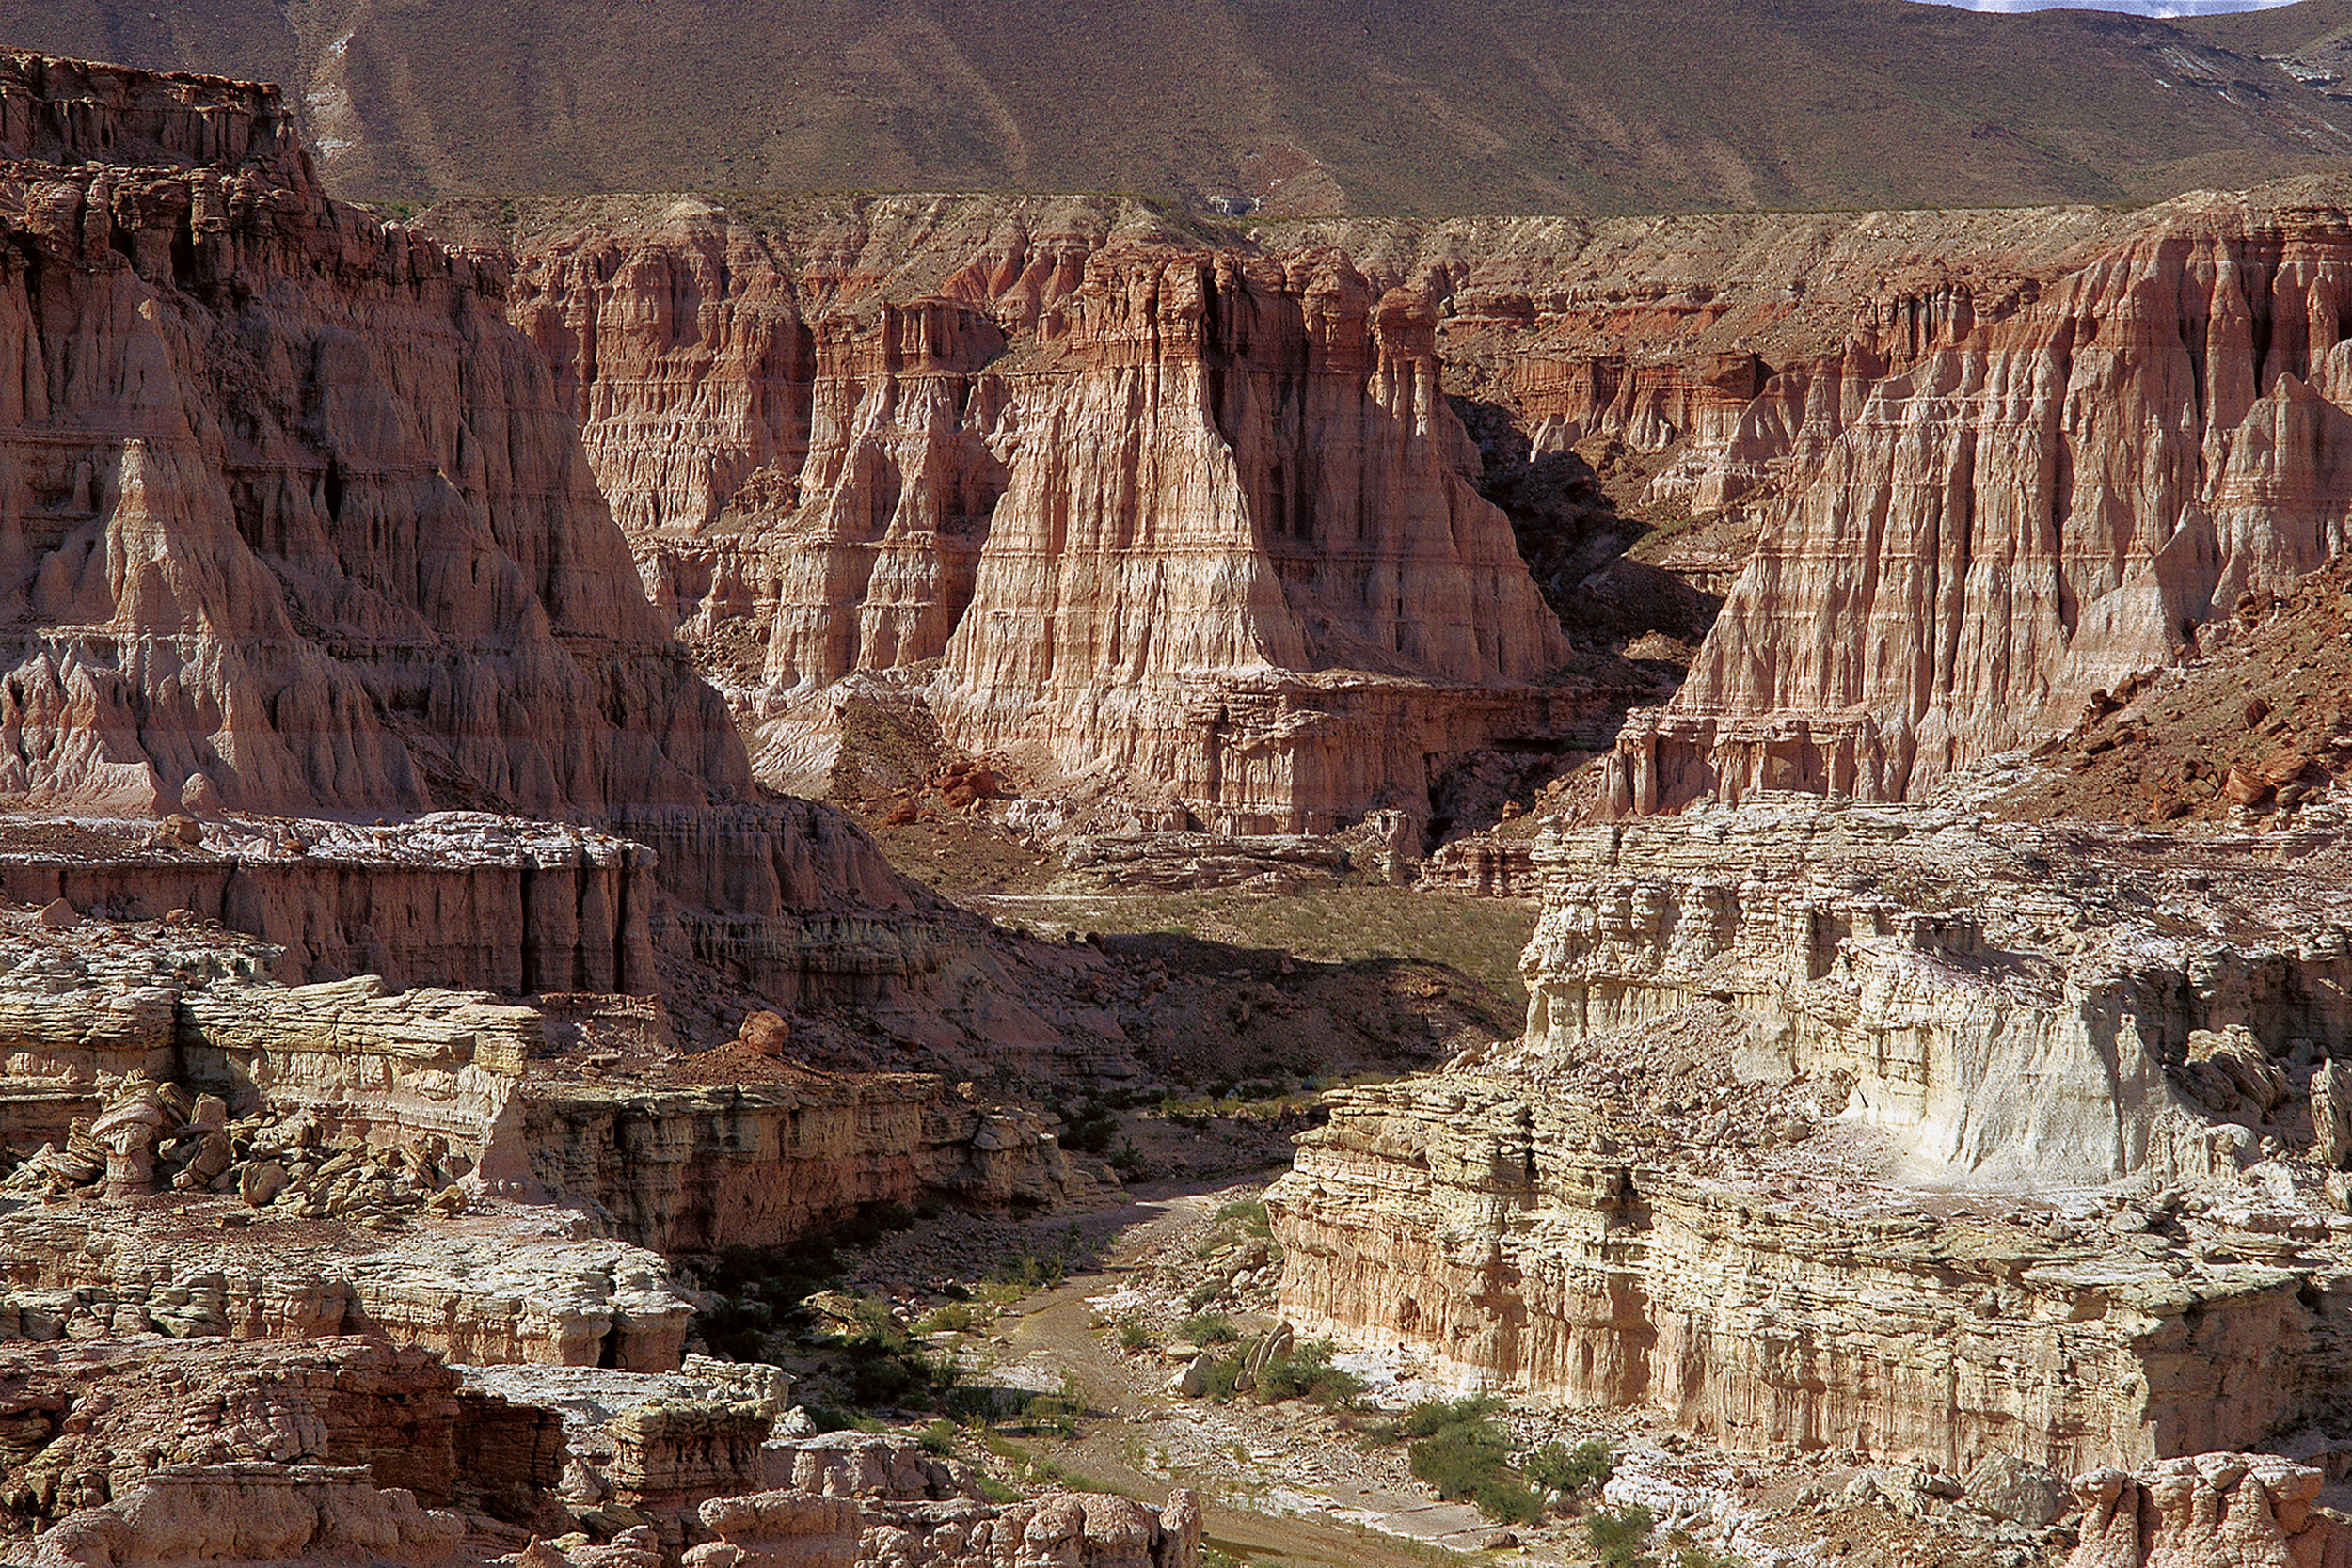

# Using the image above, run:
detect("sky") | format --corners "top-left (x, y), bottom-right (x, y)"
top-left (1908, 0), bottom-right (2303, 11)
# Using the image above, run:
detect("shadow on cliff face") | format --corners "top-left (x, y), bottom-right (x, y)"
top-left (1450, 395), bottom-right (1724, 663)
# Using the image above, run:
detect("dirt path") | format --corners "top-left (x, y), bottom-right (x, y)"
top-left (977, 1190), bottom-right (1529, 1567)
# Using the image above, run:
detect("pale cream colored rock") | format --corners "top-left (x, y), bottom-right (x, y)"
top-left (2315, 1061), bottom-right (2352, 1170)
top-left (1513, 800), bottom-right (2351, 1181)
top-left (681, 1472), bottom-right (1202, 1568)
top-left (28, 1462), bottom-right (466, 1568)
top-left (1272, 799), bottom-right (2352, 1468)
top-left (2066, 1455), bottom-right (2351, 1568)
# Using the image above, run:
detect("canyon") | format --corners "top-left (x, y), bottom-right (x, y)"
top-left (10, 34), bottom-right (2352, 1568)
top-left (427, 174), bottom-right (2352, 850)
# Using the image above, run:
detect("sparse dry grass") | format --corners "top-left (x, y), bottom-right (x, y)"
top-left (976, 885), bottom-right (1539, 1019)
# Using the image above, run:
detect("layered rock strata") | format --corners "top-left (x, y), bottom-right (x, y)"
top-left (0, 52), bottom-right (747, 826)
top-left (479, 182), bottom-right (2352, 827)
top-left (0, 816), bottom-right (660, 993)
top-left (497, 200), bottom-right (1602, 834)
top-left (1607, 191), bottom-right (2352, 810)
top-left (0, 1336), bottom-right (562, 1527)
top-left (0, 905), bottom-right (1110, 1381)
top-left (24, 1462), bottom-right (468, 1568)
top-left (1515, 799), bottom-right (2352, 1181)
top-left (0, 54), bottom-right (1015, 1042)
top-left (2067, 1454), bottom-right (2351, 1568)
top-left (679, 1439), bottom-right (1203, 1568)
top-left (1271, 800), bottom-right (2352, 1470)
top-left (525, 1076), bottom-right (1112, 1255)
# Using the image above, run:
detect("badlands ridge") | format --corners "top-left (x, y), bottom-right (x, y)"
top-left (3, 40), bottom-right (2352, 1568)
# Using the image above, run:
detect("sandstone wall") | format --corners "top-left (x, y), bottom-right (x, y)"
top-left (1272, 800), bottom-right (2352, 1467)
top-left (488, 183), bottom-right (2313, 832)
top-left (0, 1204), bottom-right (691, 1370)
top-left (2068, 1455), bottom-right (2352, 1568)
top-left (1515, 801), bottom-right (2352, 1181)
top-left (496, 201), bottom-right (1589, 833)
top-left (0, 1336), bottom-right (560, 1525)
top-left (0, 51), bottom-right (749, 827)
top-left (1270, 1074), bottom-right (2348, 1473)
top-left (0, 827), bottom-right (658, 994)
top-left (523, 1079), bottom-right (1111, 1255)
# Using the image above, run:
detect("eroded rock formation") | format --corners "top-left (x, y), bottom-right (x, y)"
top-left (1607, 192), bottom-right (2352, 811)
top-left (1271, 800), bottom-right (2352, 1470)
top-left (2068, 1455), bottom-right (2351, 1568)
top-left (0, 52), bottom-right (747, 825)
top-left (1515, 799), bottom-right (2352, 1180)
top-left (26, 1463), bottom-right (468, 1568)
top-left (469, 177), bottom-right (2352, 832)
top-left (0, 1337), bottom-right (561, 1527)
top-left (491, 198), bottom-right (1613, 835)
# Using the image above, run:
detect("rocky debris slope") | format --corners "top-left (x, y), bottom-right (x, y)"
top-left (1994, 555), bottom-right (2352, 829)
top-left (23, 1462), bottom-right (469, 1568)
top-left (1270, 799), bottom-right (2352, 1471)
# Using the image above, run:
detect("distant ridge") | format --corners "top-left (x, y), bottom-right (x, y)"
top-left (10, 0), bottom-right (2352, 214)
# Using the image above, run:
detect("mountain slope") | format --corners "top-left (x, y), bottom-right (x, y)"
top-left (10, 0), bottom-right (2352, 214)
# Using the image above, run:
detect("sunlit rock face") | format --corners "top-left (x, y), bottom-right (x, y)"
top-left (1273, 799), bottom-right (2352, 1470)
top-left (506, 203), bottom-right (1590, 834)
top-left (1608, 203), bottom-right (2352, 812)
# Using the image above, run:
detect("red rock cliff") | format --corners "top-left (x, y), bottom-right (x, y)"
top-left (501, 201), bottom-right (1585, 833)
top-left (0, 52), bottom-right (747, 822)
top-left (1609, 197), bottom-right (2352, 811)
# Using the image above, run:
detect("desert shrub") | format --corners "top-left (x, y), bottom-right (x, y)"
top-left (1588, 1505), bottom-right (1659, 1568)
top-left (1212, 1198), bottom-right (1272, 1236)
top-left (1198, 1355), bottom-right (1244, 1401)
top-left (1399, 1396), bottom-right (1560, 1523)
top-left (1180, 1312), bottom-right (1239, 1345)
top-left (1117, 1319), bottom-right (1152, 1352)
top-left (1527, 1437), bottom-right (1614, 1497)
top-left (1252, 1338), bottom-right (1363, 1407)
top-left (1407, 1418), bottom-right (1511, 1499)
top-left (1054, 1096), bottom-right (1119, 1155)
top-left (1473, 1477), bottom-right (1547, 1526)
top-left (1384, 1394), bottom-right (1502, 1442)
top-left (917, 1302), bottom-right (975, 1334)
top-left (918, 1419), bottom-right (957, 1456)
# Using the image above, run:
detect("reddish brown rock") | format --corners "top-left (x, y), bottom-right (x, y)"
top-left (2224, 768), bottom-right (2273, 809)
top-left (1607, 198), bottom-right (2352, 812)
top-left (0, 52), bottom-right (749, 827)
top-left (737, 1010), bottom-right (790, 1058)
